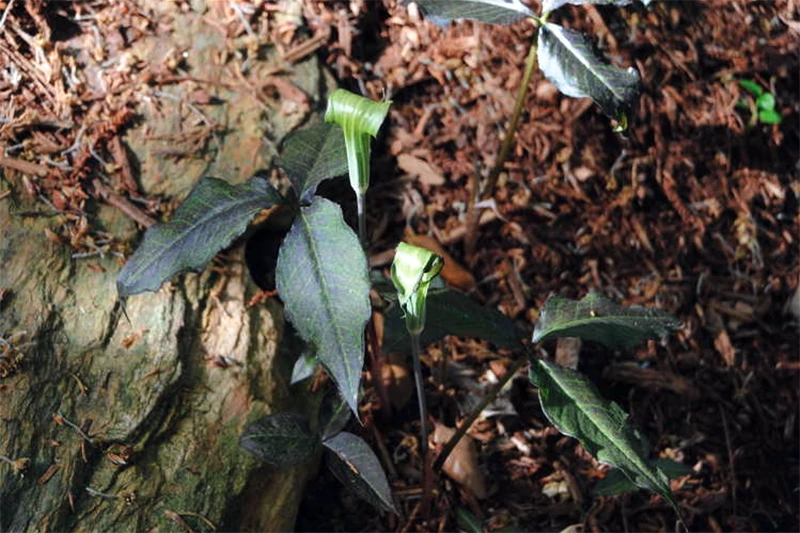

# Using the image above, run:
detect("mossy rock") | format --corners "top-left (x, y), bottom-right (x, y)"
top-left (0, 0), bottom-right (331, 530)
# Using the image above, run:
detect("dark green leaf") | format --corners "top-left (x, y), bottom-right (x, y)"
top-left (117, 176), bottom-right (282, 298)
top-left (529, 358), bottom-right (679, 513)
top-left (290, 351), bottom-right (318, 385)
top-left (542, 0), bottom-right (652, 14)
top-left (239, 413), bottom-right (319, 468)
top-left (537, 23), bottom-right (641, 128)
top-left (276, 198), bottom-right (371, 416)
top-left (758, 108), bottom-right (782, 125)
top-left (279, 123), bottom-right (348, 203)
top-left (324, 432), bottom-right (397, 513)
top-left (383, 289), bottom-right (525, 354)
top-left (594, 458), bottom-right (693, 496)
top-left (756, 92), bottom-right (776, 111)
top-left (532, 291), bottom-right (680, 349)
top-left (319, 388), bottom-right (352, 440)
top-left (738, 79), bottom-right (764, 98)
top-left (414, 0), bottom-right (533, 25)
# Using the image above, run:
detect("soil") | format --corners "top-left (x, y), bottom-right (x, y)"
top-left (1, 1), bottom-right (798, 532)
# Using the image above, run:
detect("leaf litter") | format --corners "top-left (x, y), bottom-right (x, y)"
top-left (2, 1), bottom-right (797, 532)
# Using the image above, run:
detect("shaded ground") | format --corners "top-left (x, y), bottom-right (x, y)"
top-left (1, 1), bottom-right (798, 532)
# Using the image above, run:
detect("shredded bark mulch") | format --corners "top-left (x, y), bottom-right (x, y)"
top-left (1, 1), bottom-right (797, 531)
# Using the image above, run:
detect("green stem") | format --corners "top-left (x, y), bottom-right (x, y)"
top-left (356, 191), bottom-right (367, 249)
top-left (482, 38), bottom-right (538, 200)
top-left (410, 332), bottom-right (428, 457)
top-left (433, 353), bottom-right (529, 472)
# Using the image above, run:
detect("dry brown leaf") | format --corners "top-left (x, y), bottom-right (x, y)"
top-left (605, 363), bottom-right (701, 400)
top-left (397, 153), bottom-right (446, 186)
top-left (405, 233), bottom-right (476, 292)
top-left (433, 423), bottom-right (488, 499)
top-left (785, 284), bottom-right (800, 320)
top-left (555, 337), bottom-right (582, 370)
top-left (381, 361), bottom-right (413, 410)
top-left (714, 329), bottom-right (736, 367)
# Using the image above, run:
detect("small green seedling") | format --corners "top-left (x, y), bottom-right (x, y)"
top-left (737, 79), bottom-right (782, 125)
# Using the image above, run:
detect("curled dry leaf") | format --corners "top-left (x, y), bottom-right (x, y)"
top-left (714, 329), bottom-right (735, 367)
top-left (380, 360), bottom-right (413, 410)
top-left (397, 152), bottom-right (446, 186)
top-left (405, 233), bottom-right (477, 292)
top-left (433, 423), bottom-right (488, 499)
top-left (555, 337), bottom-right (582, 370)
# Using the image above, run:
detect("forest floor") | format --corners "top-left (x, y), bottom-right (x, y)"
top-left (1, 1), bottom-right (798, 532)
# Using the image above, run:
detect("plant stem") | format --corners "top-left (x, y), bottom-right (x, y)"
top-left (433, 355), bottom-right (528, 472)
top-left (482, 39), bottom-right (538, 200)
top-left (356, 191), bottom-right (367, 249)
top-left (410, 332), bottom-right (428, 457)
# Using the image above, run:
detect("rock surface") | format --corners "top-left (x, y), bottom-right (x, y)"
top-left (0, 1), bottom-right (329, 530)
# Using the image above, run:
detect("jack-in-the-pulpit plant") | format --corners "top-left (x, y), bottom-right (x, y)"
top-left (116, 0), bottom-right (692, 523)
top-left (391, 243), bottom-right (445, 458)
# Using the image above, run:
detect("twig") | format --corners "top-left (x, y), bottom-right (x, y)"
top-left (281, 27), bottom-right (330, 64)
top-left (0, 0), bottom-right (15, 32)
top-left (85, 487), bottom-right (118, 500)
top-left (400, 499), bottom-right (422, 533)
top-left (53, 412), bottom-right (92, 443)
top-left (433, 355), bottom-right (528, 472)
top-left (231, 2), bottom-right (256, 40)
top-left (0, 454), bottom-right (30, 475)
top-left (0, 155), bottom-right (50, 176)
top-left (92, 180), bottom-right (156, 228)
top-left (173, 511), bottom-right (216, 531)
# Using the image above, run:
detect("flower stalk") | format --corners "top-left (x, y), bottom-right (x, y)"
top-left (391, 242), bottom-right (444, 457)
top-left (324, 89), bottom-right (391, 247)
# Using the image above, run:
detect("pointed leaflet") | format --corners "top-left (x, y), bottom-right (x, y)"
top-left (239, 413), bottom-right (320, 468)
top-left (542, 0), bottom-right (653, 14)
top-left (537, 23), bottom-right (641, 128)
top-left (319, 388), bottom-right (352, 440)
top-left (117, 176), bottom-right (282, 297)
top-left (324, 432), bottom-right (397, 513)
top-left (279, 122), bottom-right (348, 203)
top-left (290, 351), bottom-right (318, 385)
top-left (529, 358), bottom-right (679, 512)
top-left (414, 0), bottom-right (532, 25)
top-left (383, 289), bottom-right (525, 354)
top-left (532, 291), bottom-right (680, 349)
top-left (276, 198), bottom-right (371, 416)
